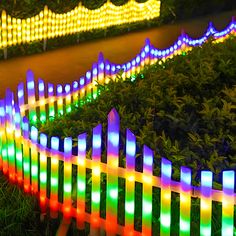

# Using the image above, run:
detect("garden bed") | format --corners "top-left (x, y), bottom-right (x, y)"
top-left (39, 36), bottom-right (236, 186)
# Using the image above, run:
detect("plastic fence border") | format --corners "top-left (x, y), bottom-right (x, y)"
top-left (0, 19), bottom-right (236, 235)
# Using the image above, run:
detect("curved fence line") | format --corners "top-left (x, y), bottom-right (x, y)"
top-left (0, 19), bottom-right (235, 235)
top-left (0, 0), bottom-right (161, 49)
top-left (17, 18), bottom-right (236, 121)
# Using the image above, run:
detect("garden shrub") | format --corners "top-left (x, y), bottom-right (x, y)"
top-left (39, 36), bottom-right (236, 186)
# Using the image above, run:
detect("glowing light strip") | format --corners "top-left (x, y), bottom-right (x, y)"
top-left (142, 145), bottom-right (153, 235)
top-left (30, 126), bottom-right (39, 193)
top-left (160, 158), bottom-right (172, 236)
top-left (39, 133), bottom-right (47, 212)
top-left (222, 171), bottom-right (235, 236)
top-left (22, 116), bottom-right (30, 192)
top-left (200, 171), bottom-right (212, 236)
top-left (106, 108), bottom-right (120, 234)
top-left (16, 19), bottom-right (236, 119)
top-left (5, 89), bottom-right (15, 182)
top-left (0, 0), bottom-right (161, 49)
top-left (77, 133), bottom-right (86, 229)
top-left (91, 124), bottom-right (102, 233)
top-left (125, 129), bottom-right (136, 234)
top-left (14, 104), bottom-right (23, 184)
top-left (50, 136), bottom-right (59, 218)
top-left (63, 137), bottom-right (72, 220)
top-left (179, 167), bottom-right (191, 236)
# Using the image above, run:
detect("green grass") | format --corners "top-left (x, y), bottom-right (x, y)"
top-left (0, 172), bottom-right (41, 236)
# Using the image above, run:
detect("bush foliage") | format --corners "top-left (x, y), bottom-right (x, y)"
top-left (40, 36), bottom-right (236, 185)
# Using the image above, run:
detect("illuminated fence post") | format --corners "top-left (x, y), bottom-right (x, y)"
top-left (63, 137), bottom-right (72, 221)
top-left (97, 53), bottom-right (105, 98)
top-left (91, 124), bottom-right (102, 233)
top-left (30, 126), bottom-right (39, 193)
top-left (79, 76), bottom-right (86, 106)
top-left (106, 108), bottom-right (120, 234)
top-left (179, 167), bottom-right (191, 236)
top-left (22, 117), bottom-right (31, 193)
top-left (39, 133), bottom-right (47, 213)
top-left (65, 84), bottom-right (72, 113)
top-left (142, 145), bottom-right (153, 236)
top-left (48, 83), bottom-right (55, 119)
top-left (0, 99), bottom-right (8, 174)
top-left (72, 81), bottom-right (79, 107)
top-left (124, 129), bottom-right (136, 235)
top-left (17, 82), bottom-right (25, 112)
top-left (77, 133), bottom-right (86, 229)
top-left (222, 171), bottom-right (235, 236)
top-left (56, 84), bottom-right (63, 116)
top-left (160, 158), bottom-right (172, 236)
top-left (91, 63), bottom-right (98, 101)
top-left (200, 171), bottom-right (212, 236)
top-left (26, 70), bottom-right (37, 123)
top-left (105, 59), bottom-right (111, 84)
top-left (50, 136), bottom-right (59, 218)
top-left (38, 79), bottom-right (46, 123)
top-left (13, 105), bottom-right (23, 184)
top-left (5, 89), bottom-right (15, 182)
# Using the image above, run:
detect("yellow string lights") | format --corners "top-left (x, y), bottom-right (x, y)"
top-left (0, 0), bottom-right (161, 49)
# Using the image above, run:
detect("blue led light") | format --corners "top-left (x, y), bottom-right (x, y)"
top-left (38, 82), bottom-right (44, 92)
top-left (80, 77), bottom-right (85, 86)
top-left (127, 62), bottom-right (131, 69)
top-left (93, 68), bottom-right (98, 75)
top-left (86, 71), bottom-right (91, 80)
top-left (136, 56), bottom-right (141, 64)
top-left (73, 81), bottom-right (78, 89)
top-left (106, 64), bottom-right (110, 71)
top-left (99, 63), bottom-right (104, 70)
top-left (65, 84), bottom-right (70, 93)
top-left (57, 85), bottom-right (62, 94)
top-left (18, 90), bottom-right (24, 98)
top-left (144, 45), bottom-right (149, 53)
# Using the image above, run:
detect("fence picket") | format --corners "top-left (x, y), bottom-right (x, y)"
top-left (222, 171), bottom-right (235, 236)
top-left (30, 126), bottom-right (39, 193)
top-left (48, 83), bottom-right (55, 119)
top-left (63, 137), bottom-right (73, 220)
top-left (39, 133), bottom-right (48, 213)
top-left (77, 133), bottom-right (87, 229)
top-left (106, 108), bottom-right (120, 235)
top-left (124, 129), bottom-right (136, 235)
top-left (38, 78), bottom-right (46, 123)
top-left (179, 167), bottom-right (191, 236)
top-left (142, 145), bottom-right (153, 235)
top-left (50, 136), bottom-right (60, 218)
top-left (26, 70), bottom-right (37, 123)
top-left (91, 124), bottom-right (102, 234)
top-left (22, 117), bottom-right (30, 192)
top-left (0, 99), bottom-right (7, 174)
top-left (5, 89), bottom-right (15, 182)
top-left (160, 158), bottom-right (172, 236)
top-left (200, 171), bottom-right (213, 236)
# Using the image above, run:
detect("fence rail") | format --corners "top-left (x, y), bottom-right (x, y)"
top-left (0, 20), bottom-right (236, 235)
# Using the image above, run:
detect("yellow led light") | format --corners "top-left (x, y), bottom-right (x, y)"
top-left (0, 0), bottom-right (161, 49)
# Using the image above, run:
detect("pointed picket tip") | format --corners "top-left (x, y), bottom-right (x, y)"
top-left (108, 108), bottom-right (119, 123)
top-left (98, 52), bottom-right (104, 62)
top-left (145, 38), bottom-right (151, 46)
top-left (26, 69), bottom-right (34, 81)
